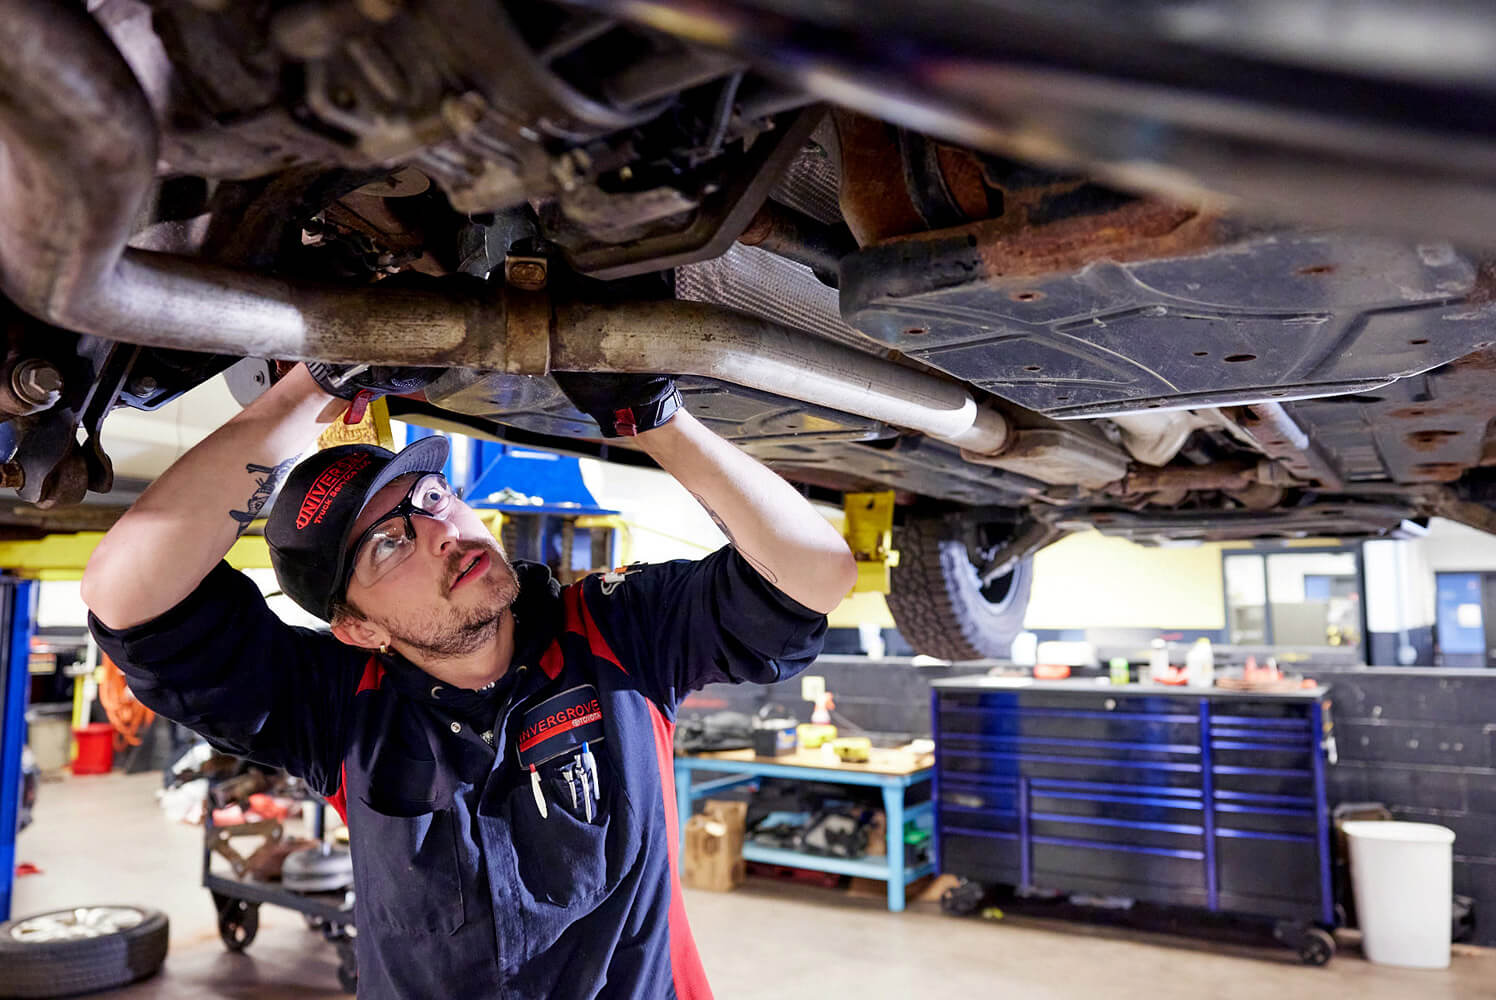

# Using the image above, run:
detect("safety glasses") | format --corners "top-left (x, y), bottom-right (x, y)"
top-left (343, 473), bottom-right (456, 592)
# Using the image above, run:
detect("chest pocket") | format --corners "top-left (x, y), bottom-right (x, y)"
top-left (508, 744), bottom-right (635, 908)
top-left (354, 751), bottom-right (467, 935)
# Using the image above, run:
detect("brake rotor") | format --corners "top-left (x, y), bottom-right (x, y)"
top-left (281, 845), bottom-right (354, 893)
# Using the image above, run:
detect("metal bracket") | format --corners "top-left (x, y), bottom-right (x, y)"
top-left (503, 256), bottom-right (553, 375)
top-left (843, 491), bottom-right (899, 594)
top-left (209, 819), bottom-right (285, 879)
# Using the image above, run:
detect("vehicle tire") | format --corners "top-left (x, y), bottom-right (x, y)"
top-left (888, 517), bottom-right (1034, 660)
top-left (0, 906), bottom-right (168, 998)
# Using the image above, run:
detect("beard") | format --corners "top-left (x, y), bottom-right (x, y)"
top-left (375, 538), bottom-right (520, 659)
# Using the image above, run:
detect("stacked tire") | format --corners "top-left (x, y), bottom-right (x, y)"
top-left (0, 906), bottom-right (168, 998)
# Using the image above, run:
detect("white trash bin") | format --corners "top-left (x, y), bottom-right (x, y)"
top-left (1343, 820), bottom-right (1455, 969)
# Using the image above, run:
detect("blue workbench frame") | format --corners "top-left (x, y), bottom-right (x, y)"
top-left (674, 754), bottom-right (935, 912)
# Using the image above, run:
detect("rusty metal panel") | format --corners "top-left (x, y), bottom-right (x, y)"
top-left (1291, 348), bottom-right (1496, 484)
top-left (741, 435), bottom-right (1041, 506)
top-left (842, 229), bottom-right (1495, 419)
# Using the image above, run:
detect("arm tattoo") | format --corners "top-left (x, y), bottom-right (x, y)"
top-left (229, 457), bottom-right (297, 537)
top-left (690, 492), bottom-right (779, 584)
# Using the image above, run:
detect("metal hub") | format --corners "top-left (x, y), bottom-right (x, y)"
top-left (9, 906), bottom-right (144, 943)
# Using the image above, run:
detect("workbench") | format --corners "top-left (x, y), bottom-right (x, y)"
top-left (674, 747), bottom-right (935, 912)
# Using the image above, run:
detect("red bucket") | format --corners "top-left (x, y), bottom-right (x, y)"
top-left (71, 723), bottom-right (115, 775)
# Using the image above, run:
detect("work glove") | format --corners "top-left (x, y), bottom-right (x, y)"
top-left (552, 372), bottom-right (682, 438)
top-left (306, 363), bottom-right (443, 424)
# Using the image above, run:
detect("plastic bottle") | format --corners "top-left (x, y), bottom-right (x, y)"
top-left (1109, 657), bottom-right (1130, 685)
top-left (1145, 639), bottom-right (1168, 685)
top-left (1186, 637), bottom-right (1215, 688)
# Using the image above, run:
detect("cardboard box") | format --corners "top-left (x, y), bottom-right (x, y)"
top-left (702, 799), bottom-right (747, 856)
top-left (847, 872), bottom-right (961, 903)
top-left (864, 811), bottom-right (886, 856)
top-left (683, 815), bottom-right (746, 892)
top-left (684, 799), bottom-right (748, 892)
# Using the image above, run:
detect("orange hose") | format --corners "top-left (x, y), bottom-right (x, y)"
top-left (98, 654), bottom-right (154, 747)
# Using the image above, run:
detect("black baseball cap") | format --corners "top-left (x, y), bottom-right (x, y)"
top-left (266, 436), bottom-right (450, 621)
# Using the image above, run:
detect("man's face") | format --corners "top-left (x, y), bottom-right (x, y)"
top-left (341, 472), bottom-right (519, 657)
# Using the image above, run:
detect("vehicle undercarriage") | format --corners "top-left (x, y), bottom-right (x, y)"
top-left (3, 0), bottom-right (1496, 655)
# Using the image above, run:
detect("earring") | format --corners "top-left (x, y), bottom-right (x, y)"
top-left (379, 642), bottom-right (389, 655)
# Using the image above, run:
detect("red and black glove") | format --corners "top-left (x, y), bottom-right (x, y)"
top-left (552, 372), bottom-right (682, 438)
top-left (306, 363), bottom-right (443, 424)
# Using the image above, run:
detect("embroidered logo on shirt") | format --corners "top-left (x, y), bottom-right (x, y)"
top-left (295, 452), bottom-right (373, 529)
top-left (517, 684), bottom-right (605, 767)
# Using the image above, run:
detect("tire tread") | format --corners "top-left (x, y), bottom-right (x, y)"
top-left (887, 517), bottom-right (1032, 660)
top-left (0, 908), bottom-right (168, 999)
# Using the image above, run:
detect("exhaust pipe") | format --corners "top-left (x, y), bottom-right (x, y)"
top-left (0, 0), bottom-right (1009, 455)
top-left (549, 300), bottom-right (1009, 453)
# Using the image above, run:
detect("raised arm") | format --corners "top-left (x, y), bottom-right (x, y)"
top-left (634, 409), bottom-right (857, 613)
top-left (82, 365), bottom-right (345, 629)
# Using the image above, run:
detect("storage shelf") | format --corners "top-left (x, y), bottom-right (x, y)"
top-left (741, 843), bottom-right (936, 883)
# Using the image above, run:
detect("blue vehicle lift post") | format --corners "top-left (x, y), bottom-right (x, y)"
top-left (0, 578), bottom-right (36, 922)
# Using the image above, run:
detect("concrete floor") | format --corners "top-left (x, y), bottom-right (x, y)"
top-left (10, 772), bottom-right (1496, 999)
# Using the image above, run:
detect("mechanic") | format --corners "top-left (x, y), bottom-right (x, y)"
top-left (80, 363), bottom-right (858, 999)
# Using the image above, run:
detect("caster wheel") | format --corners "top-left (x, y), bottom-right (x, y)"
top-left (940, 880), bottom-right (985, 916)
top-left (216, 899), bottom-right (258, 952)
top-left (1298, 927), bottom-right (1335, 966)
top-left (335, 938), bottom-right (358, 993)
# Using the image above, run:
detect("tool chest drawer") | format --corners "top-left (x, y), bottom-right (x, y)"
top-left (1031, 841), bottom-right (1209, 907)
top-left (1216, 835), bottom-right (1323, 918)
top-left (942, 832), bottom-right (1022, 884)
top-left (931, 680), bottom-right (1334, 929)
top-left (938, 776), bottom-right (1020, 839)
top-left (937, 699), bottom-right (1201, 746)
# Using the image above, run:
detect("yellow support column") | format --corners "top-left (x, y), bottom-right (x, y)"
top-left (842, 491), bottom-right (899, 594)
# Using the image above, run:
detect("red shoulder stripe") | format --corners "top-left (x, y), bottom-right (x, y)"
top-left (540, 640), bottom-right (564, 679)
top-left (328, 655), bottom-right (384, 826)
top-left (648, 701), bottom-right (712, 999)
top-left (327, 762), bottom-right (349, 826)
top-left (357, 655), bottom-right (385, 694)
top-left (558, 582), bottom-right (626, 673)
top-left (577, 584), bottom-right (625, 673)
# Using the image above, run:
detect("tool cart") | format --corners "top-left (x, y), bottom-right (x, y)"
top-left (931, 678), bottom-right (1338, 964)
top-left (203, 794), bottom-right (358, 992)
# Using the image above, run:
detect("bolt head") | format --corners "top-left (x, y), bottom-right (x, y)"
top-left (12, 360), bottom-right (62, 408)
top-left (507, 260), bottom-right (548, 291)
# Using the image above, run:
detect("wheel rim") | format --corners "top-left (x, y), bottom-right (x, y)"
top-left (975, 563), bottom-right (1016, 605)
top-left (10, 906), bottom-right (144, 942)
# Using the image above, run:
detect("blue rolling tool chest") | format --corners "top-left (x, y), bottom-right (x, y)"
top-left (931, 678), bottom-right (1338, 964)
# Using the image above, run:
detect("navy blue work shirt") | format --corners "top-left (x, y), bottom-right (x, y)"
top-left (90, 547), bottom-right (827, 998)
